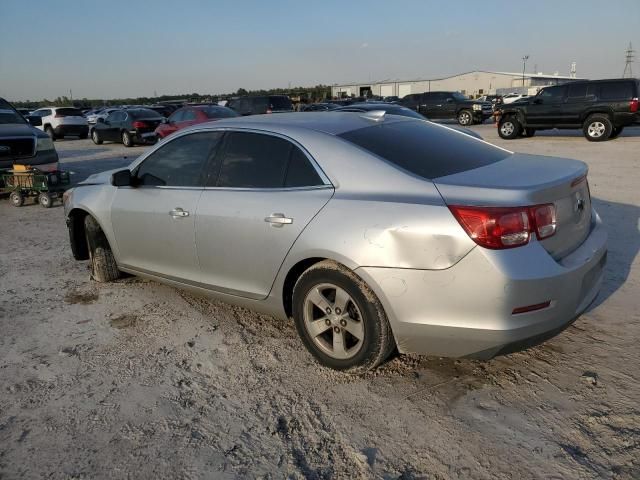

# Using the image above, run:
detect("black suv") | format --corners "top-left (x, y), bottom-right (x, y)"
top-left (400, 91), bottom-right (493, 126)
top-left (0, 98), bottom-right (59, 171)
top-left (227, 95), bottom-right (293, 116)
top-left (496, 79), bottom-right (640, 141)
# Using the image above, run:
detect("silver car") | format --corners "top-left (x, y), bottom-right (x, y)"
top-left (63, 112), bottom-right (607, 371)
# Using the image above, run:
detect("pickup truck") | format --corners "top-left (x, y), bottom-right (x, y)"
top-left (400, 91), bottom-right (493, 126)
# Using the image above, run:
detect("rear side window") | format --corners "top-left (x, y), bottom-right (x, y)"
top-left (599, 82), bottom-right (634, 100)
top-left (56, 108), bottom-right (83, 117)
top-left (338, 120), bottom-right (510, 179)
top-left (214, 132), bottom-right (323, 188)
top-left (269, 96), bottom-right (293, 110)
top-left (136, 132), bottom-right (222, 187)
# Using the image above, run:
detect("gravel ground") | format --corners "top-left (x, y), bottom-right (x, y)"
top-left (0, 125), bottom-right (639, 479)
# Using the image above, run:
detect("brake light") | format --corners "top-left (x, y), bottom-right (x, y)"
top-left (132, 121), bottom-right (148, 129)
top-left (266, 108), bottom-right (273, 114)
top-left (449, 203), bottom-right (556, 249)
top-left (630, 98), bottom-right (639, 113)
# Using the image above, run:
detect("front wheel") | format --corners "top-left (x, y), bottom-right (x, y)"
top-left (91, 129), bottom-right (103, 145)
top-left (84, 215), bottom-right (121, 282)
top-left (498, 117), bottom-right (522, 139)
top-left (45, 126), bottom-right (56, 141)
top-left (38, 192), bottom-right (53, 208)
top-left (583, 114), bottom-right (612, 142)
top-left (457, 109), bottom-right (473, 126)
top-left (121, 131), bottom-right (133, 147)
top-left (292, 260), bottom-right (395, 372)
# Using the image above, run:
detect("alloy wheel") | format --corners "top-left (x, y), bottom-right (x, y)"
top-left (303, 283), bottom-right (364, 360)
top-left (588, 122), bottom-right (605, 138)
top-left (500, 121), bottom-right (515, 136)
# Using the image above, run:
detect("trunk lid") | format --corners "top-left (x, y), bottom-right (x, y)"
top-left (134, 117), bottom-right (162, 133)
top-left (434, 153), bottom-right (592, 259)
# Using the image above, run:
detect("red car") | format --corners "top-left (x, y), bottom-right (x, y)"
top-left (154, 104), bottom-right (238, 139)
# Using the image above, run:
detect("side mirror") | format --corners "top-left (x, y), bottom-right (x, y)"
top-left (97, 117), bottom-right (105, 123)
top-left (161, 118), bottom-right (168, 124)
top-left (26, 116), bottom-right (42, 126)
top-left (111, 169), bottom-right (132, 187)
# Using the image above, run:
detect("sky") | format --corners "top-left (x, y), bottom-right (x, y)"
top-left (1, 0), bottom-right (638, 101)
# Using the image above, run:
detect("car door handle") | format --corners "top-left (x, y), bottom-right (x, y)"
top-left (265, 213), bottom-right (293, 227)
top-left (170, 208), bottom-right (189, 218)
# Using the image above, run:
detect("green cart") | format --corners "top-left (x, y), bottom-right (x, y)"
top-left (0, 167), bottom-right (70, 208)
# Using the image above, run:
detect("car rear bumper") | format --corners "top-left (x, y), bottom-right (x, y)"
top-left (356, 208), bottom-right (607, 359)
top-left (132, 131), bottom-right (158, 143)
top-left (54, 125), bottom-right (89, 137)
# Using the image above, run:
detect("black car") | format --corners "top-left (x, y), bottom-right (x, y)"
top-left (227, 95), bottom-right (293, 116)
top-left (145, 105), bottom-right (176, 118)
top-left (0, 98), bottom-right (58, 171)
top-left (334, 103), bottom-right (483, 140)
top-left (400, 91), bottom-right (493, 126)
top-left (300, 103), bottom-right (340, 112)
top-left (91, 108), bottom-right (163, 147)
top-left (496, 78), bottom-right (640, 141)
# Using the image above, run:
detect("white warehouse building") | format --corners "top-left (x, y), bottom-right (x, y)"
top-left (331, 70), bottom-right (584, 99)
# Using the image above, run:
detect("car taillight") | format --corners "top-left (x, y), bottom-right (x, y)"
top-left (630, 98), bottom-right (639, 113)
top-left (449, 203), bottom-right (556, 250)
top-left (266, 108), bottom-right (273, 114)
top-left (132, 121), bottom-right (148, 129)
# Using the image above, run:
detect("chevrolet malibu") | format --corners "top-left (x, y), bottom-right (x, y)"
top-left (63, 112), bottom-right (607, 372)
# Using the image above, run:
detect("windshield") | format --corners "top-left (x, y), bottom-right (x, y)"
top-left (451, 92), bottom-right (468, 101)
top-left (0, 108), bottom-right (27, 125)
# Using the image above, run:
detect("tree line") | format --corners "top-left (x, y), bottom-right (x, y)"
top-left (10, 85), bottom-right (334, 108)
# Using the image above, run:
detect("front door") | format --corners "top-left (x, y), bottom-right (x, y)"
top-left (527, 85), bottom-right (567, 126)
top-left (195, 131), bottom-right (333, 299)
top-left (110, 131), bottom-right (222, 282)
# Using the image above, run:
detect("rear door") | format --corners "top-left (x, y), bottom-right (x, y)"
top-left (562, 83), bottom-right (596, 126)
top-left (110, 131), bottom-right (222, 282)
top-left (195, 131), bottom-right (333, 299)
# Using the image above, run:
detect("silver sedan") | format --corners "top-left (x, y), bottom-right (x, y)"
top-left (63, 112), bottom-right (607, 371)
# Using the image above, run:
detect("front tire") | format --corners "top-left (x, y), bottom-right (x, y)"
top-left (122, 131), bottom-right (133, 147)
top-left (38, 192), bottom-right (53, 208)
top-left (583, 114), bottom-right (612, 142)
top-left (45, 126), bottom-right (56, 141)
top-left (498, 117), bottom-right (522, 139)
top-left (84, 215), bottom-right (121, 282)
top-left (91, 129), bottom-right (103, 145)
top-left (292, 260), bottom-right (395, 372)
top-left (457, 109), bottom-right (473, 126)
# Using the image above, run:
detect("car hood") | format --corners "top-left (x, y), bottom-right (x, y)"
top-left (0, 123), bottom-right (48, 138)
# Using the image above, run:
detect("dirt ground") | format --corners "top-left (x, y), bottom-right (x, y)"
top-left (1, 124), bottom-right (639, 479)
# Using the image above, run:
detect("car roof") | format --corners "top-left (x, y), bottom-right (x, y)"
top-left (191, 111), bottom-right (412, 136)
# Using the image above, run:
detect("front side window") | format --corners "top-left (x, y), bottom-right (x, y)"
top-left (182, 109), bottom-right (197, 121)
top-left (214, 132), bottom-right (323, 188)
top-left (135, 131), bottom-right (222, 187)
top-left (537, 86), bottom-right (566, 102)
top-left (568, 83), bottom-right (588, 98)
top-left (169, 110), bottom-right (185, 123)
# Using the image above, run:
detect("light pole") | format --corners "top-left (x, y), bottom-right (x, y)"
top-left (522, 55), bottom-right (529, 87)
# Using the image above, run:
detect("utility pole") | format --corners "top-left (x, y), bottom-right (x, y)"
top-left (521, 55), bottom-right (529, 87)
top-left (69, 89), bottom-right (73, 102)
top-left (623, 42), bottom-right (634, 78)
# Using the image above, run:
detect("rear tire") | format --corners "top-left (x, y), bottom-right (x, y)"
top-left (498, 117), bottom-right (522, 139)
top-left (45, 126), bottom-right (56, 141)
top-left (38, 192), bottom-right (53, 208)
top-left (91, 129), bottom-right (103, 145)
top-left (292, 260), bottom-right (395, 372)
top-left (457, 109), bottom-right (473, 126)
top-left (9, 191), bottom-right (24, 207)
top-left (84, 215), bottom-right (121, 282)
top-left (609, 126), bottom-right (624, 139)
top-left (583, 114), bottom-right (612, 142)
top-left (122, 131), bottom-right (133, 147)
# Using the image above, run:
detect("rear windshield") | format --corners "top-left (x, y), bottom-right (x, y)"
top-left (269, 96), bottom-right (292, 110)
top-left (0, 108), bottom-right (26, 125)
top-left (338, 120), bottom-right (510, 179)
top-left (201, 106), bottom-right (238, 119)
top-left (56, 108), bottom-right (83, 117)
top-left (129, 109), bottom-right (162, 119)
